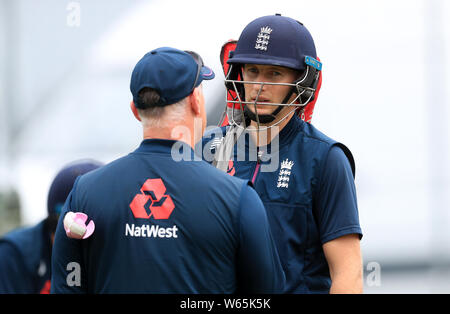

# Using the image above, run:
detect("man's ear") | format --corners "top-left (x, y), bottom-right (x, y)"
top-left (189, 87), bottom-right (202, 116)
top-left (130, 101), bottom-right (142, 122)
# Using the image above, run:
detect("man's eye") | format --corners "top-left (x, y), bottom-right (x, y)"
top-left (271, 71), bottom-right (282, 77)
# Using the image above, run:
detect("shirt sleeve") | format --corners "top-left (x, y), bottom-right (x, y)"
top-left (0, 242), bottom-right (34, 293)
top-left (315, 145), bottom-right (363, 244)
top-left (236, 182), bottom-right (286, 293)
top-left (50, 179), bottom-right (87, 294)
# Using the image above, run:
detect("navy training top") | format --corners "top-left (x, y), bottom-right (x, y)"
top-left (201, 115), bottom-right (363, 293)
top-left (0, 220), bottom-right (52, 293)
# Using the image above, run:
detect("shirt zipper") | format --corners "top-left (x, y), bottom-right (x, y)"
top-left (251, 149), bottom-right (261, 184)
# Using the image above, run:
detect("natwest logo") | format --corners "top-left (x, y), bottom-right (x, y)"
top-left (125, 223), bottom-right (178, 238)
top-left (129, 178), bottom-right (175, 219)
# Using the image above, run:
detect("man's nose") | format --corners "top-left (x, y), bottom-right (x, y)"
top-left (250, 76), bottom-right (267, 93)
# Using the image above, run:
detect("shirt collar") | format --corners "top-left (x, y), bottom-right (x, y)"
top-left (276, 114), bottom-right (303, 146)
top-left (133, 138), bottom-right (195, 158)
top-left (244, 114), bottom-right (303, 155)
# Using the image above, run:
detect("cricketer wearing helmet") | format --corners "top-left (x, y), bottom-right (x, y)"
top-left (0, 160), bottom-right (102, 293)
top-left (202, 14), bottom-right (363, 293)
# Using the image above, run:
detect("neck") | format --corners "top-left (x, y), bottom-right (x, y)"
top-left (142, 118), bottom-right (201, 149)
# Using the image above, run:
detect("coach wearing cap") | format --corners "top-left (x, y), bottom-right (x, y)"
top-left (50, 47), bottom-right (285, 294)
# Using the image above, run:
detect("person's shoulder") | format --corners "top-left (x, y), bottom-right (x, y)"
top-left (295, 119), bottom-right (351, 154)
top-left (297, 119), bottom-right (338, 146)
top-left (303, 123), bottom-right (356, 177)
top-left (76, 155), bottom-right (130, 186)
top-left (0, 220), bottom-right (47, 269)
top-left (185, 159), bottom-right (250, 205)
top-left (1, 220), bottom-right (46, 245)
top-left (324, 143), bottom-right (356, 178)
top-left (293, 118), bottom-right (356, 176)
top-left (197, 158), bottom-right (248, 186)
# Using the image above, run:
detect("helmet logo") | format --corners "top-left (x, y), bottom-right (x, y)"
top-left (255, 26), bottom-right (273, 51)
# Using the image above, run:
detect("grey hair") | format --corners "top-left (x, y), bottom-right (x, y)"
top-left (136, 85), bottom-right (203, 128)
top-left (138, 98), bottom-right (187, 128)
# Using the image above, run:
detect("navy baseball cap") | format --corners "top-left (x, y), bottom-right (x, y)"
top-left (47, 159), bottom-right (104, 217)
top-left (130, 47), bottom-right (215, 108)
top-left (228, 14), bottom-right (317, 72)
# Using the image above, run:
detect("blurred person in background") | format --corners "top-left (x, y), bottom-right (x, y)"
top-left (0, 160), bottom-right (103, 293)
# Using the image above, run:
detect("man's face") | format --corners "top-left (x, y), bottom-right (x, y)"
top-left (242, 64), bottom-right (299, 117)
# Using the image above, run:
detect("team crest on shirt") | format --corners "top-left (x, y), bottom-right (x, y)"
top-left (277, 159), bottom-right (294, 188)
top-left (255, 26), bottom-right (272, 51)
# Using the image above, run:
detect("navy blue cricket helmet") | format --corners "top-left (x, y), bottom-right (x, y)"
top-left (47, 159), bottom-right (103, 217)
top-left (225, 14), bottom-right (322, 125)
top-left (228, 14), bottom-right (318, 71)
